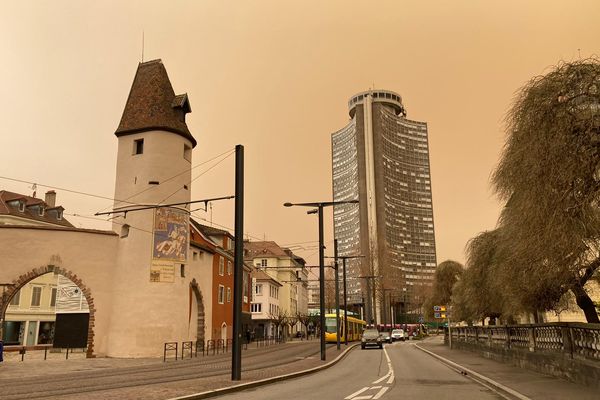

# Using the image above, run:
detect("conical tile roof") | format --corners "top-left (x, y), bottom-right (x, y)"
top-left (115, 59), bottom-right (196, 147)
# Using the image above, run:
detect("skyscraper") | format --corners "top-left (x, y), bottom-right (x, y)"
top-left (332, 90), bottom-right (437, 324)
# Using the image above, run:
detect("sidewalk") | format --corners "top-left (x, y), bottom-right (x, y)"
top-left (417, 336), bottom-right (598, 400)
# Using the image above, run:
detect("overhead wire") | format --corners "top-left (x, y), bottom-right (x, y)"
top-left (158, 149), bottom-right (235, 205)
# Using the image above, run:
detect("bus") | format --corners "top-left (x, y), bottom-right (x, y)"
top-left (324, 313), bottom-right (367, 343)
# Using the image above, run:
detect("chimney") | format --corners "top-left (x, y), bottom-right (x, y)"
top-left (45, 190), bottom-right (56, 208)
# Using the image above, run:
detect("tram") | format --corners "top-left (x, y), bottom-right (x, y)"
top-left (324, 313), bottom-right (367, 343)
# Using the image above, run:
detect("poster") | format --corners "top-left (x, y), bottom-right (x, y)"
top-left (152, 208), bottom-right (188, 262)
top-left (150, 260), bottom-right (175, 283)
top-left (151, 208), bottom-right (188, 283)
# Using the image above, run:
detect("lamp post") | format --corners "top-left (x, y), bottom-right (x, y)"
top-left (283, 199), bottom-right (358, 361)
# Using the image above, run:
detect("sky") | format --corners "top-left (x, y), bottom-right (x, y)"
top-left (1, 0), bottom-right (599, 266)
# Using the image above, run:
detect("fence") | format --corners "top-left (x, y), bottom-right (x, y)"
top-left (447, 322), bottom-right (600, 388)
top-left (163, 337), bottom-right (281, 362)
top-left (447, 322), bottom-right (600, 361)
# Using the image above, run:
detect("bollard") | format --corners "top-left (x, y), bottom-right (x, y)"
top-left (44, 346), bottom-right (48, 360)
top-left (66, 347), bottom-right (69, 360)
top-left (20, 347), bottom-right (26, 361)
top-left (0, 340), bottom-right (3, 363)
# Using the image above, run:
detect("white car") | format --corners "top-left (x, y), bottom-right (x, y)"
top-left (391, 329), bottom-right (406, 342)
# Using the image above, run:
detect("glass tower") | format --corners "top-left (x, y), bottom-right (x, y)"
top-left (332, 90), bottom-right (437, 324)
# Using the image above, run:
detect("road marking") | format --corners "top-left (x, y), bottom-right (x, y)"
top-left (372, 387), bottom-right (389, 399)
top-left (345, 387), bottom-right (370, 399)
top-left (372, 372), bottom-right (390, 384)
top-left (347, 346), bottom-right (395, 400)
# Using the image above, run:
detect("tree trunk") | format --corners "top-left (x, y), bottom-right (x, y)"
top-left (571, 284), bottom-right (600, 323)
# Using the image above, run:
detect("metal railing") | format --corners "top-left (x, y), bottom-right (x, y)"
top-left (448, 322), bottom-right (600, 361)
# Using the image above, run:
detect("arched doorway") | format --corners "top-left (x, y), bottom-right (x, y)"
top-left (221, 323), bottom-right (227, 340)
top-left (189, 279), bottom-right (205, 343)
top-left (0, 265), bottom-right (96, 357)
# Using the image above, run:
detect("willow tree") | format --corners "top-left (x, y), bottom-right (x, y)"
top-left (492, 60), bottom-right (600, 322)
top-left (458, 229), bottom-right (513, 324)
top-left (424, 260), bottom-right (464, 319)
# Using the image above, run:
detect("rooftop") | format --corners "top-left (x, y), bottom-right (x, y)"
top-left (115, 59), bottom-right (197, 147)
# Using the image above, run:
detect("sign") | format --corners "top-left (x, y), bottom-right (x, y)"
top-left (434, 312), bottom-right (447, 319)
top-left (433, 305), bottom-right (447, 312)
top-left (150, 260), bottom-right (175, 283)
top-left (418, 315), bottom-right (424, 323)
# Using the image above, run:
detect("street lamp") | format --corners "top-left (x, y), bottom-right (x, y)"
top-left (283, 199), bottom-right (358, 361)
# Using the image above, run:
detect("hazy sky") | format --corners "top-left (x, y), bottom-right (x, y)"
top-left (1, 1), bottom-right (598, 266)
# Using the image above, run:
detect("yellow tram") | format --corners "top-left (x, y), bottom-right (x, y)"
top-left (324, 313), bottom-right (366, 343)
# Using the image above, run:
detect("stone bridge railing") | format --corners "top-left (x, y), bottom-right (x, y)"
top-left (446, 322), bottom-right (600, 387)
top-left (448, 322), bottom-right (600, 361)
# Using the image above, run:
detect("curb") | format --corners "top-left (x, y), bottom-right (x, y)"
top-left (414, 343), bottom-right (531, 400)
top-left (169, 343), bottom-right (360, 400)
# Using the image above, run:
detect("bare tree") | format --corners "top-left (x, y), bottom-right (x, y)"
top-left (296, 312), bottom-right (311, 340)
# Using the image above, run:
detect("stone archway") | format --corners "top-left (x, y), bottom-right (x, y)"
top-left (0, 264), bottom-right (96, 358)
top-left (190, 279), bottom-right (205, 343)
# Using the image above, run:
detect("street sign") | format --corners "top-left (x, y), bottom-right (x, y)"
top-left (433, 305), bottom-right (447, 312)
top-left (434, 312), bottom-right (447, 319)
top-left (418, 315), bottom-right (424, 323)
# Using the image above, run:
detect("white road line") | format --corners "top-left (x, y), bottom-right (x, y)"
top-left (372, 372), bottom-right (390, 384)
top-left (386, 374), bottom-right (394, 384)
top-left (345, 387), bottom-right (370, 399)
top-left (353, 396), bottom-right (373, 400)
top-left (370, 386), bottom-right (382, 389)
top-left (372, 387), bottom-right (390, 399)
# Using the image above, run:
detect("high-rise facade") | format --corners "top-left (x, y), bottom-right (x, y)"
top-left (332, 90), bottom-right (437, 324)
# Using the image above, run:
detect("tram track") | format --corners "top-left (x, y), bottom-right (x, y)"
top-left (1, 342), bottom-right (328, 399)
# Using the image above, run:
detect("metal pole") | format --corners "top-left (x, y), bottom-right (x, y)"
top-left (334, 239), bottom-right (340, 350)
top-left (318, 204), bottom-right (326, 361)
top-left (365, 277), bottom-right (372, 325)
top-left (232, 144), bottom-right (244, 381)
top-left (342, 258), bottom-right (348, 346)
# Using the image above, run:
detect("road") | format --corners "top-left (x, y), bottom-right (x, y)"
top-left (215, 341), bottom-right (503, 400)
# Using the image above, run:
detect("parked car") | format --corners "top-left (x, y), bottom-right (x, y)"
top-left (361, 328), bottom-right (383, 349)
top-left (391, 329), bottom-right (406, 342)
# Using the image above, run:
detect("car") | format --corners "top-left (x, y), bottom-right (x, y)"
top-left (381, 331), bottom-right (392, 343)
top-left (391, 329), bottom-right (405, 342)
top-left (361, 328), bottom-right (383, 349)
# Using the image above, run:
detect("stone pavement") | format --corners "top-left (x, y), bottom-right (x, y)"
top-left (0, 339), bottom-right (351, 400)
top-left (418, 336), bottom-right (598, 400)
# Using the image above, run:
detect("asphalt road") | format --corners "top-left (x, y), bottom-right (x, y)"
top-left (214, 341), bottom-right (503, 400)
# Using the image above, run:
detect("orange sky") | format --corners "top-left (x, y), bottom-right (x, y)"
top-left (1, 1), bottom-right (599, 266)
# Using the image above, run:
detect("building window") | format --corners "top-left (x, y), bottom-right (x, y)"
top-left (219, 257), bottom-right (224, 276)
top-left (133, 138), bottom-right (144, 155)
top-left (180, 264), bottom-right (185, 278)
top-left (227, 261), bottom-right (232, 275)
top-left (255, 284), bottom-right (263, 296)
top-left (270, 286), bottom-right (279, 299)
top-left (227, 287), bottom-right (231, 302)
top-left (251, 303), bottom-right (262, 313)
top-left (31, 286), bottom-right (42, 307)
top-left (218, 285), bottom-right (225, 304)
top-left (261, 259), bottom-right (267, 268)
top-left (10, 290), bottom-right (20, 306)
top-left (50, 287), bottom-right (57, 307)
top-left (184, 144), bottom-right (192, 162)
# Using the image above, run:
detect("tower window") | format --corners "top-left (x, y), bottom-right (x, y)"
top-left (184, 144), bottom-right (191, 162)
top-left (133, 139), bottom-right (144, 155)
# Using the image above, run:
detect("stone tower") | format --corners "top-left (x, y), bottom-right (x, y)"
top-left (107, 59), bottom-right (197, 357)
